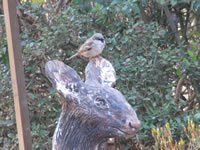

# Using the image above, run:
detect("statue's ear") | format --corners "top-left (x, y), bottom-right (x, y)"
top-left (85, 57), bottom-right (116, 87)
top-left (45, 60), bottom-right (84, 102)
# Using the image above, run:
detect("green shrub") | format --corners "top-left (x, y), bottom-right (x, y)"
top-left (0, 1), bottom-right (200, 149)
top-left (152, 120), bottom-right (200, 150)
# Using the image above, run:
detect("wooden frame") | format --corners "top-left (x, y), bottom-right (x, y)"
top-left (3, 0), bottom-right (32, 149)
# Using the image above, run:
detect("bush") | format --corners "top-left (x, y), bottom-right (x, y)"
top-left (152, 120), bottom-right (200, 150)
top-left (0, 1), bottom-right (200, 149)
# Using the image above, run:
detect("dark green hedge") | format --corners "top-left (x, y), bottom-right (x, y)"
top-left (0, 1), bottom-right (200, 149)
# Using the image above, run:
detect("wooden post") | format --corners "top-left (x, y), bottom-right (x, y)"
top-left (3, 0), bottom-right (32, 150)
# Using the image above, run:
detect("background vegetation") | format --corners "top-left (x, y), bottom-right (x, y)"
top-left (0, 0), bottom-right (200, 149)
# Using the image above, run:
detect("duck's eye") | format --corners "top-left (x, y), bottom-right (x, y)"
top-left (95, 97), bottom-right (106, 107)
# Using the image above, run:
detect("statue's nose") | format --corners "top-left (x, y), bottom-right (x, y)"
top-left (129, 120), bottom-right (141, 129)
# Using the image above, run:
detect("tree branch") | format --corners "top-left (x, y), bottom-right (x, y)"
top-left (183, 5), bottom-right (190, 42)
top-left (163, 4), bottom-right (180, 44)
top-left (55, 0), bottom-right (72, 14)
top-left (55, 0), bottom-right (65, 14)
top-left (175, 77), bottom-right (184, 102)
top-left (175, 3), bottom-right (191, 42)
top-left (138, 2), bottom-right (150, 23)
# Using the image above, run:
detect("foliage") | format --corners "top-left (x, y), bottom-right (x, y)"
top-left (152, 120), bottom-right (200, 150)
top-left (113, 22), bottom-right (200, 148)
top-left (0, 0), bottom-right (200, 150)
top-left (0, 16), bottom-right (8, 65)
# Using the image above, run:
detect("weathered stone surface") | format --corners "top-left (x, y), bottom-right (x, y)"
top-left (45, 57), bottom-right (140, 150)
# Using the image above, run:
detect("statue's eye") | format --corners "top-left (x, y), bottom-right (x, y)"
top-left (95, 97), bottom-right (106, 107)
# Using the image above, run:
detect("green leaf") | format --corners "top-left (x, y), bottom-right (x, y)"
top-left (192, 55), bottom-right (197, 61)
top-left (176, 68), bottom-right (181, 77)
top-left (183, 58), bottom-right (190, 65)
top-left (188, 49), bottom-right (197, 61)
top-left (194, 113), bottom-right (200, 121)
top-left (192, 1), bottom-right (200, 12)
top-left (157, 0), bottom-right (166, 5)
top-left (170, 0), bottom-right (177, 6)
top-left (187, 49), bottom-right (193, 57)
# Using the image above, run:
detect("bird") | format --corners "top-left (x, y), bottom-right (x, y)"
top-left (66, 33), bottom-right (105, 61)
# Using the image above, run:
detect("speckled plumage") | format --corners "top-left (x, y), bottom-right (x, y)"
top-left (67, 33), bottom-right (105, 61)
